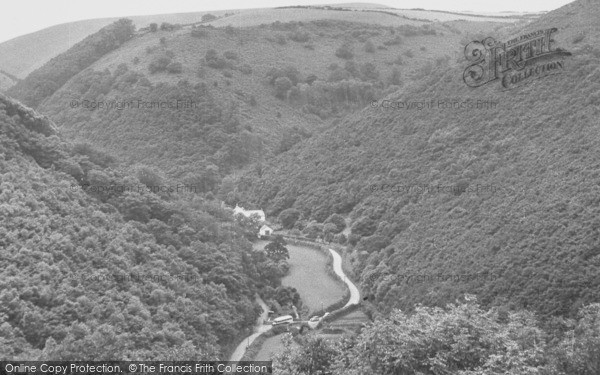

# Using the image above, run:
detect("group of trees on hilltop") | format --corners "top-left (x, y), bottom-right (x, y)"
top-left (266, 60), bottom-right (400, 119)
top-left (275, 298), bottom-right (600, 375)
top-left (8, 19), bottom-right (135, 108)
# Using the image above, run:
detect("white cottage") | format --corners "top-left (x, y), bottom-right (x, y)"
top-left (259, 225), bottom-right (273, 238)
top-left (233, 204), bottom-right (266, 222)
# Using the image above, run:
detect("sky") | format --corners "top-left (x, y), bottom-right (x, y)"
top-left (0, 0), bottom-right (575, 43)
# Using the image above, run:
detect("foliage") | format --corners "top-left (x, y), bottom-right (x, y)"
top-left (273, 298), bottom-right (600, 375)
top-left (0, 94), bottom-right (289, 359)
top-left (265, 235), bottom-right (290, 262)
top-left (278, 208), bottom-right (301, 229)
top-left (8, 19), bottom-right (136, 108)
top-left (335, 43), bottom-right (354, 59)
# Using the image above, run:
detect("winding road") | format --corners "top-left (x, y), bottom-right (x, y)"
top-left (228, 245), bottom-right (360, 361)
top-left (328, 248), bottom-right (360, 307)
top-left (229, 295), bottom-right (272, 362)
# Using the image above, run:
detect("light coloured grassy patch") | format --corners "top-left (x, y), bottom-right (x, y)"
top-left (283, 244), bottom-right (346, 312)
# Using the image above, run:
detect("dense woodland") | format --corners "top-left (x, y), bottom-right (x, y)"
top-left (0, 93), bottom-right (291, 359)
top-left (230, 0), bottom-right (600, 320)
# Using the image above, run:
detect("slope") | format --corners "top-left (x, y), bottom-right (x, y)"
top-left (230, 0), bottom-right (600, 319)
top-left (0, 11), bottom-right (235, 79)
top-left (0, 92), bottom-right (289, 359)
top-left (13, 16), bottom-right (500, 190)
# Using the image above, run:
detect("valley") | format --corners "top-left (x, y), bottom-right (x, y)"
top-left (1, 0), bottom-right (600, 373)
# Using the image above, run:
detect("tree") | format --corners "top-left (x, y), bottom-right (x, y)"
top-left (324, 214), bottom-right (346, 233)
top-left (279, 208), bottom-right (301, 229)
top-left (351, 216), bottom-right (376, 237)
top-left (264, 235), bottom-right (289, 262)
top-left (335, 43), bottom-right (354, 59)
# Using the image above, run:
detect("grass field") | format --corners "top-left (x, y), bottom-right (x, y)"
top-left (252, 240), bottom-right (346, 312)
top-left (283, 243), bottom-right (347, 312)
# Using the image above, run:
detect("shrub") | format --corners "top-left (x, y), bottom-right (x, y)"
top-left (191, 28), bottom-right (208, 38)
top-left (276, 34), bottom-right (287, 45)
top-left (239, 64), bottom-right (252, 75)
top-left (364, 40), bottom-right (375, 53)
top-left (383, 35), bottom-right (403, 46)
top-left (148, 55), bottom-right (172, 73)
top-left (224, 51), bottom-right (239, 60)
top-left (166, 62), bottom-right (182, 74)
top-left (160, 22), bottom-right (176, 31)
top-left (149, 23), bottom-right (158, 32)
top-left (573, 32), bottom-right (585, 44)
top-left (360, 62), bottom-right (379, 81)
top-left (335, 43), bottom-right (354, 59)
top-left (266, 66), bottom-right (301, 86)
top-left (205, 49), bottom-right (228, 69)
top-left (225, 25), bottom-right (237, 35)
top-left (289, 30), bottom-right (311, 42)
top-left (201, 13), bottom-right (217, 22)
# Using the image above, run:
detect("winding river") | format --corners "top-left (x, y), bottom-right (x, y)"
top-left (228, 241), bottom-right (360, 361)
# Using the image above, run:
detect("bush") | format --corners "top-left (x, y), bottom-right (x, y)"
top-left (289, 30), bottom-right (311, 42)
top-left (239, 64), bottom-right (252, 75)
top-left (191, 28), bottom-right (208, 38)
top-left (149, 23), bottom-right (158, 32)
top-left (224, 51), bottom-right (239, 60)
top-left (160, 22), bottom-right (176, 31)
top-left (166, 62), bottom-right (183, 74)
top-left (360, 62), bottom-right (379, 81)
top-left (573, 32), bottom-right (585, 44)
top-left (201, 13), bottom-right (217, 22)
top-left (266, 66), bottom-right (301, 86)
top-left (335, 43), bottom-right (354, 59)
top-left (383, 35), bottom-right (403, 46)
top-left (149, 55), bottom-right (172, 73)
top-left (364, 40), bottom-right (375, 53)
top-left (205, 49), bottom-right (229, 69)
top-left (276, 34), bottom-right (287, 45)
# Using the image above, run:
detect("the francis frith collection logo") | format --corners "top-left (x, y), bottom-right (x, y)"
top-left (463, 28), bottom-right (572, 89)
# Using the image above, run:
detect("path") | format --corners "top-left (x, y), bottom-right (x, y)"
top-left (328, 248), bottom-right (361, 307)
top-left (229, 294), bottom-right (271, 361)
